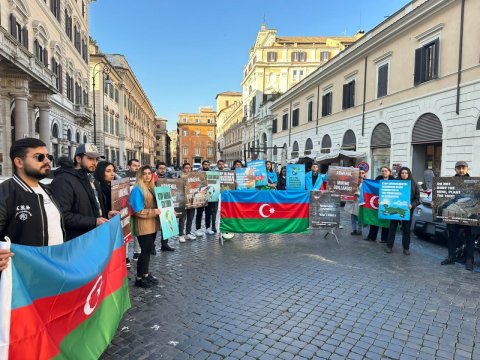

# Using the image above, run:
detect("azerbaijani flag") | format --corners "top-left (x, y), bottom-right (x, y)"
top-left (220, 190), bottom-right (310, 233)
top-left (0, 215), bottom-right (131, 360)
top-left (358, 179), bottom-right (390, 228)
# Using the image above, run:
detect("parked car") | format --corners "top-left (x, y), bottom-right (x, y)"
top-left (192, 163), bottom-right (201, 171)
top-left (411, 193), bottom-right (448, 242)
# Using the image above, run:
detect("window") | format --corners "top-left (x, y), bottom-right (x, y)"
top-left (183, 147), bottom-right (188, 155)
top-left (50, 0), bottom-right (61, 21)
top-left (207, 131), bottom-right (212, 137)
top-left (208, 147), bottom-right (213, 156)
top-left (282, 113), bottom-right (288, 131)
top-left (109, 84), bottom-right (114, 99)
top-left (292, 70), bottom-right (298, 82)
top-left (195, 147), bottom-right (200, 156)
top-left (182, 130), bottom-right (187, 136)
top-left (34, 40), bottom-right (48, 66)
top-left (342, 80), bottom-right (355, 109)
top-left (195, 130), bottom-right (200, 136)
top-left (83, 90), bottom-right (88, 106)
top-left (292, 109), bottom-right (299, 127)
top-left (272, 118), bottom-right (277, 134)
top-left (267, 52), bottom-right (277, 62)
top-left (84, 134), bottom-right (88, 143)
top-left (52, 123), bottom-right (59, 138)
top-left (76, 131), bottom-right (80, 143)
top-left (110, 114), bottom-right (114, 134)
top-left (115, 119), bottom-right (119, 136)
top-left (291, 51), bottom-right (306, 62)
top-left (377, 63), bottom-right (389, 98)
top-left (82, 1), bottom-right (85, 17)
top-left (66, 73), bottom-right (74, 102)
top-left (307, 101), bottom-right (313, 122)
top-left (321, 51), bottom-right (330, 61)
top-left (322, 92), bottom-right (332, 116)
top-left (183, 118), bottom-right (187, 123)
top-left (104, 80), bottom-right (109, 95)
top-left (65, 9), bottom-right (72, 40)
top-left (52, 58), bottom-right (62, 92)
top-left (75, 82), bottom-right (82, 104)
top-left (114, 89), bottom-right (119, 103)
top-left (74, 25), bottom-right (81, 53)
top-left (414, 39), bottom-right (439, 85)
top-left (9, 15), bottom-right (28, 47)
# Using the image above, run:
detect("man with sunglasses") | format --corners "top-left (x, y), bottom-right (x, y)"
top-left (52, 143), bottom-right (115, 241)
top-left (0, 138), bottom-right (64, 258)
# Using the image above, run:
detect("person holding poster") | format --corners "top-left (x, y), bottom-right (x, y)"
top-left (277, 166), bottom-right (287, 190)
top-left (232, 159), bottom-right (243, 169)
top-left (130, 165), bottom-right (161, 288)
top-left (305, 163), bottom-right (325, 191)
top-left (440, 161), bottom-right (475, 271)
top-left (265, 161), bottom-right (278, 190)
top-left (178, 163), bottom-right (197, 241)
top-left (385, 167), bottom-right (420, 255)
top-left (344, 169), bottom-right (366, 235)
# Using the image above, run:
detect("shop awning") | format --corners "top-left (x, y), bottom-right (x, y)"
top-left (314, 149), bottom-right (367, 163)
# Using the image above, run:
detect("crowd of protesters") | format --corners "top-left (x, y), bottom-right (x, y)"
top-left (0, 139), bottom-right (476, 279)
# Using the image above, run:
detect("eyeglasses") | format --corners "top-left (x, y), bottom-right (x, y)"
top-left (32, 154), bottom-right (54, 162)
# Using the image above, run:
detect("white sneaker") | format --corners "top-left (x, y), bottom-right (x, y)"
top-left (195, 229), bottom-right (204, 236)
top-left (178, 235), bottom-right (186, 243)
top-left (187, 233), bottom-right (196, 240)
top-left (206, 229), bottom-right (215, 235)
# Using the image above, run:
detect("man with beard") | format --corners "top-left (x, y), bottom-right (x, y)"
top-left (0, 138), bottom-right (64, 254)
top-left (52, 143), bottom-right (116, 240)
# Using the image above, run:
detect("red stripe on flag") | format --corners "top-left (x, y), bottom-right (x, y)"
top-left (8, 245), bottom-right (127, 360)
top-left (221, 202), bottom-right (309, 219)
top-left (362, 192), bottom-right (379, 210)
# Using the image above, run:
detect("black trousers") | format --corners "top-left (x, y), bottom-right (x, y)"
top-left (137, 233), bottom-right (155, 277)
top-left (178, 209), bottom-right (195, 235)
top-left (195, 206), bottom-right (205, 230)
top-left (368, 225), bottom-right (389, 242)
top-left (387, 220), bottom-right (411, 250)
top-left (206, 201), bottom-right (219, 231)
top-left (447, 224), bottom-right (474, 261)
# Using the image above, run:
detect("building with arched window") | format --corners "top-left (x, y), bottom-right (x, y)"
top-left (0, 0), bottom-right (91, 174)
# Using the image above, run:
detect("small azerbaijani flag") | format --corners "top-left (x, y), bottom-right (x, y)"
top-left (220, 190), bottom-right (310, 234)
top-left (0, 215), bottom-right (131, 360)
top-left (358, 179), bottom-right (390, 228)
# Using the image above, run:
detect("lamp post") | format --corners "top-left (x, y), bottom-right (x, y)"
top-left (91, 62), bottom-right (111, 145)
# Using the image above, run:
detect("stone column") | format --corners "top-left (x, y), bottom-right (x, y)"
top-left (118, 85), bottom-right (126, 168)
top-left (14, 94), bottom-right (29, 140)
top-left (0, 93), bottom-right (12, 175)
top-left (38, 104), bottom-right (51, 151)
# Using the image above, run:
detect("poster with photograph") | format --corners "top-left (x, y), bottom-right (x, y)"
top-left (286, 164), bottom-right (306, 190)
top-left (433, 177), bottom-right (480, 226)
top-left (111, 178), bottom-right (132, 243)
top-left (246, 160), bottom-right (268, 187)
top-left (156, 178), bottom-right (186, 217)
top-left (219, 170), bottom-right (236, 192)
top-left (206, 171), bottom-right (221, 202)
top-left (184, 172), bottom-right (209, 209)
top-left (379, 180), bottom-right (411, 221)
top-left (327, 166), bottom-right (359, 201)
top-left (309, 190), bottom-right (340, 228)
top-left (154, 186), bottom-right (179, 239)
top-left (235, 167), bottom-right (256, 191)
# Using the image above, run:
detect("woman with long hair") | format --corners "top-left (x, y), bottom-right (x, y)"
top-left (277, 166), bottom-right (287, 190)
top-left (385, 167), bottom-right (420, 255)
top-left (130, 165), bottom-right (161, 288)
top-left (265, 161), bottom-right (278, 190)
top-left (94, 161), bottom-right (116, 212)
top-left (179, 163), bottom-right (196, 241)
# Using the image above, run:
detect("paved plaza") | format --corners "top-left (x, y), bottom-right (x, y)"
top-left (103, 215), bottom-right (480, 360)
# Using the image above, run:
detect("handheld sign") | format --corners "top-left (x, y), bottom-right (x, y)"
top-left (206, 171), bottom-right (221, 202)
top-left (235, 167), bottom-right (256, 191)
top-left (184, 172), bottom-right (209, 209)
top-left (157, 178), bottom-right (186, 217)
top-left (111, 178), bottom-right (132, 243)
top-left (246, 160), bottom-right (268, 187)
top-left (327, 166), bottom-right (359, 201)
top-left (379, 180), bottom-right (411, 221)
top-left (154, 185), bottom-right (179, 239)
top-left (286, 164), bottom-right (306, 190)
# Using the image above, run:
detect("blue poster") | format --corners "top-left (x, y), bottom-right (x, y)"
top-left (286, 164), bottom-right (306, 190)
top-left (154, 186), bottom-right (180, 239)
top-left (206, 171), bottom-right (221, 202)
top-left (246, 160), bottom-right (268, 187)
top-left (235, 168), bottom-right (256, 191)
top-left (379, 180), bottom-right (411, 220)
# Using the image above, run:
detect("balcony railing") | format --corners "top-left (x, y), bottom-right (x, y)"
top-left (73, 104), bottom-right (92, 125)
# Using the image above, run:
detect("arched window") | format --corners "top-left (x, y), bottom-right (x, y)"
top-left (321, 134), bottom-right (332, 153)
top-left (66, 128), bottom-right (72, 141)
top-left (76, 131), bottom-right (80, 143)
top-left (305, 138), bottom-right (313, 155)
top-left (412, 113), bottom-right (442, 144)
top-left (342, 130), bottom-right (356, 151)
top-left (83, 134), bottom-right (88, 143)
top-left (52, 123), bottom-right (59, 138)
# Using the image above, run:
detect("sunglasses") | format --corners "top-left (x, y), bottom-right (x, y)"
top-left (33, 154), bottom-right (54, 162)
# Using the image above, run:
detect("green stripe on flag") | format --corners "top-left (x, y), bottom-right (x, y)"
top-left (221, 218), bottom-right (309, 234)
top-left (53, 278), bottom-right (131, 360)
top-left (358, 207), bottom-right (390, 228)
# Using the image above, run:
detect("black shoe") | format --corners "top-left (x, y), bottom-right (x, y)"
top-left (385, 247), bottom-right (392, 253)
top-left (150, 246), bottom-right (157, 255)
top-left (126, 258), bottom-right (131, 268)
top-left (144, 275), bottom-right (159, 285)
top-left (350, 231), bottom-right (357, 236)
top-left (355, 231), bottom-right (362, 236)
top-left (134, 278), bottom-right (152, 288)
top-left (465, 260), bottom-right (473, 271)
top-left (380, 240), bottom-right (387, 244)
top-left (133, 252), bottom-right (140, 261)
top-left (363, 237), bottom-right (375, 241)
top-left (161, 243), bottom-right (175, 252)
top-left (403, 249), bottom-right (410, 256)
top-left (441, 256), bottom-right (455, 265)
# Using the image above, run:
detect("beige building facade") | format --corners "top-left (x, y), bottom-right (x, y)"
top-left (270, 0), bottom-right (480, 179)
top-left (168, 129), bottom-right (177, 167)
top-left (0, 0), bottom-right (91, 175)
top-left (241, 24), bottom-right (362, 161)
top-left (154, 117), bottom-right (170, 165)
top-left (215, 91), bottom-right (242, 166)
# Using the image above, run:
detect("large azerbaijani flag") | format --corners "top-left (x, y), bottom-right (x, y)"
top-left (0, 215), bottom-right (131, 360)
top-left (358, 179), bottom-right (390, 228)
top-left (220, 190), bottom-right (310, 234)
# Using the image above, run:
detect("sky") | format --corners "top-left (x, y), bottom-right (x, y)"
top-left (90, 0), bottom-right (411, 131)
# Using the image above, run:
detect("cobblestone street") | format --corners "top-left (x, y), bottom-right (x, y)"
top-left (103, 214), bottom-right (480, 360)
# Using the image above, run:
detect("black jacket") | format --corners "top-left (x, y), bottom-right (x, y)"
top-left (277, 175), bottom-right (287, 190)
top-left (0, 175), bottom-right (65, 246)
top-left (51, 167), bottom-right (108, 240)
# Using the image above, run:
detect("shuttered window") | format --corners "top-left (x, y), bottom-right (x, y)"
top-left (282, 114), bottom-right (288, 131)
top-left (292, 109), bottom-right (299, 127)
top-left (342, 80), bottom-right (355, 109)
top-left (307, 101), bottom-right (313, 122)
top-left (377, 63), bottom-right (389, 98)
top-left (412, 113), bottom-right (442, 144)
top-left (267, 52), bottom-right (277, 62)
top-left (272, 118), bottom-right (277, 134)
top-left (371, 123), bottom-right (391, 148)
top-left (322, 92), bottom-right (332, 116)
top-left (414, 39), bottom-right (439, 85)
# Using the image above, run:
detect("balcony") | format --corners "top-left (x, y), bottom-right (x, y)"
top-left (73, 104), bottom-right (92, 126)
top-left (134, 141), bottom-right (142, 148)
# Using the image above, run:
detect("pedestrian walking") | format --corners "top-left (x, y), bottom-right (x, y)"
top-left (130, 165), bottom-right (161, 288)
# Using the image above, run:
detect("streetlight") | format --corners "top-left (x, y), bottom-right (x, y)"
top-left (91, 62), bottom-right (111, 145)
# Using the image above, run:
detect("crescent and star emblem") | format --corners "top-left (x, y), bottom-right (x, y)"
top-left (84, 275), bottom-right (104, 316)
top-left (369, 196), bottom-right (379, 210)
top-left (259, 204), bottom-right (275, 218)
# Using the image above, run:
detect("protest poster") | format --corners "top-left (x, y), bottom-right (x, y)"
top-left (235, 167), bottom-right (256, 191)
top-left (206, 171), bottom-right (221, 202)
top-left (327, 166), bottom-right (359, 201)
top-left (309, 190), bottom-right (340, 228)
top-left (219, 170), bottom-right (236, 192)
top-left (184, 172), bottom-right (209, 208)
top-left (286, 164), bottom-right (306, 190)
top-left (379, 180), bottom-right (411, 221)
top-left (111, 178), bottom-right (132, 243)
top-left (154, 186), bottom-right (179, 239)
top-left (433, 177), bottom-right (480, 226)
top-left (246, 160), bottom-right (268, 187)
top-left (156, 177), bottom-right (186, 217)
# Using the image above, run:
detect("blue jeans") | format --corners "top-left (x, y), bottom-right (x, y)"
top-left (351, 214), bottom-right (360, 232)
